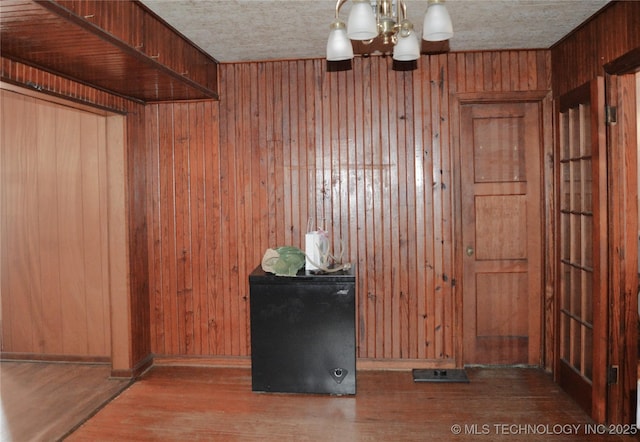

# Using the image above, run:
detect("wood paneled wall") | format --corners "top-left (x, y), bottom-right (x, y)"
top-left (1, 57), bottom-right (132, 113)
top-left (147, 50), bottom-right (552, 362)
top-left (125, 100), bottom-right (152, 374)
top-left (551, 0), bottom-right (640, 423)
top-left (551, 0), bottom-right (640, 97)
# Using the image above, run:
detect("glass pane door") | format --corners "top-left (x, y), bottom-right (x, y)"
top-left (556, 78), bottom-right (607, 422)
top-left (559, 103), bottom-right (594, 380)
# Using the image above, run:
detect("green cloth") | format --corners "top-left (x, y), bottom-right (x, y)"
top-left (261, 246), bottom-right (306, 276)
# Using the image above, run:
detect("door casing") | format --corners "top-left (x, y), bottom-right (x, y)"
top-left (452, 91), bottom-right (552, 368)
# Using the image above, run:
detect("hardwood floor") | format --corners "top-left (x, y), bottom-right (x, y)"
top-left (64, 366), bottom-right (638, 441)
top-left (0, 361), bottom-right (130, 442)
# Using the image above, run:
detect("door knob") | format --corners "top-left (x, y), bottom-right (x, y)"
top-left (466, 246), bottom-right (474, 256)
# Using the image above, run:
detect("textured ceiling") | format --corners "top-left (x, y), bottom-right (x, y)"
top-left (139, 0), bottom-right (611, 63)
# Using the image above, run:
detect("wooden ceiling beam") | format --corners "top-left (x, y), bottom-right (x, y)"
top-left (0, 0), bottom-right (219, 102)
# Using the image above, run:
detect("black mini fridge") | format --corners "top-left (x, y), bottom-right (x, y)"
top-left (249, 266), bottom-right (356, 395)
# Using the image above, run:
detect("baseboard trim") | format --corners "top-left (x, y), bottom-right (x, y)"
top-left (1, 352), bottom-right (458, 373)
top-left (152, 355), bottom-right (252, 368)
top-left (357, 358), bottom-right (458, 371)
top-left (111, 354), bottom-right (154, 379)
top-left (151, 355), bottom-right (457, 371)
top-left (0, 352), bottom-right (110, 364)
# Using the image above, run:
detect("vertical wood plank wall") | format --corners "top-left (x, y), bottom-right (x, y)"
top-left (1, 1), bottom-right (636, 376)
top-left (124, 101), bottom-right (152, 373)
top-left (551, 1), bottom-right (640, 97)
top-left (147, 50), bottom-right (551, 362)
top-left (551, 1), bottom-right (640, 423)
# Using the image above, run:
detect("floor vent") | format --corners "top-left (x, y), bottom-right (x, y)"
top-left (412, 369), bottom-right (470, 383)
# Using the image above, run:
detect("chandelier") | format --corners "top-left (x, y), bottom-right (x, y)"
top-left (326, 0), bottom-right (453, 62)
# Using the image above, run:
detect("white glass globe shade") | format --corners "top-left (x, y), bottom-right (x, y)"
top-left (393, 32), bottom-right (420, 61)
top-left (327, 26), bottom-right (354, 61)
top-left (422, 3), bottom-right (453, 41)
top-left (347, 0), bottom-right (378, 40)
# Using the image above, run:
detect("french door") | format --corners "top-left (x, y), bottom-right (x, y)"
top-left (556, 77), bottom-right (608, 422)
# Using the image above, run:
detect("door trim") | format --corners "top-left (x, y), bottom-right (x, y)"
top-left (604, 72), bottom-right (639, 424)
top-left (451, 90), bottom-right (552, 368)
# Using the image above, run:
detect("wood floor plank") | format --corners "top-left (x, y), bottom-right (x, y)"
top-left (66, 366), bottom-right (638, 441)
top-left (0, 361), bottom-right (130, 442)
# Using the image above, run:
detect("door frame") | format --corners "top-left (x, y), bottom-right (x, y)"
top-left (451, 90), bottom-right (553, 369)
top-left (603, 51), bottom-right (640, 424)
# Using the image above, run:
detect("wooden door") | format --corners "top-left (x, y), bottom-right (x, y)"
top-left (0, 86), bottom-right (122, 360)
top-left (461, 101), bottom-right (542, 365)
top-left (555, 78), bottom-right (607, 422)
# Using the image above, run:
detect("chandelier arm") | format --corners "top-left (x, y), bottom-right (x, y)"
top-left (377, 0), bottom-right (392, 19)
top-left (398, 0), bottom-right (407, 20)
top-left (334, 0), bottom-right (349, 19)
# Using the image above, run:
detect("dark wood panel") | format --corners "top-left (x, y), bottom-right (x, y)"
top-left (0, 0), bottom-right (218, 102)
top-left (553, 0), bottom-right (640, 423)
top-left (147, 50), bottom-right (552, 363)
top-left (551, 0), bottom-right (640, 97)
top-left (605, 73), bottom-right (639, 425)
top-left (126, 102), bottom-right (152, 370)
top-left (1, 57), bottom-right (133, 113)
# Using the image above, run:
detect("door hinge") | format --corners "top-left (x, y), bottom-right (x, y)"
top-left (605, 105), bottom-right (617, 125)
top-left (607, 365), bottom-right (619, 385)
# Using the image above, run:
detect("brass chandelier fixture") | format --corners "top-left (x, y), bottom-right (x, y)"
top-left (326, 0), bottom-right (453, 62)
